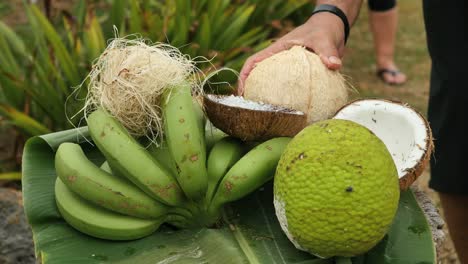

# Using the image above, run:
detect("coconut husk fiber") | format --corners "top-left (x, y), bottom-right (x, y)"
top-left (243, 46), bottom-right (349, 124)
top-left (82, 38), bottom-right (201, 139)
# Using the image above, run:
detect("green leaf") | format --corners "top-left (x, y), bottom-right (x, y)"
top-left (193, 0), bottom-right (209, 14)
top-left (170, 0), bottom-right (191, 47)
top-left (272, 0), bottom-right (310, 20)
top-left (207, 0), bottom-right (229, 36)
top-left (29, 5), bottom-right (81, 86)
top-left (0, 32), bottom-right (21, 75)
top-left (0, 21), bottom-right (27, 57)
top-left (0, 103), bottom-right (51, 136)
top-left (0, 68), bottom-right (24, 109)
top-left (30, 60), bottom-right (67, 124)
top-left (231, 26), bottom-right (266, 48)
top-left (194, 13), bottom-right (211, 53)
top-left (0, 172), bottom-right (22, 180)
top-left (360, 190), bottom-right (437, 263)
top-left (22, 128), bottom-right (436, 263)
top-left (74, 0), bottom-right (87, 29)
top-left (83, 14), bottom-right (106, 62)
top-left (110, 0), bottom-right (126, 33)
top-left (128, 0), bottom-right (143, 35)
top-left (213, 5), bottom-right (255, 50)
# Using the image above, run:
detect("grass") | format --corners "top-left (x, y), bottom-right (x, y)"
top-left (342, 1), bottom-right (430, 114)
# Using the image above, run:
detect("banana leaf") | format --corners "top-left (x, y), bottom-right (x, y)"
top-left (22, 128), bottom-right (436, 264)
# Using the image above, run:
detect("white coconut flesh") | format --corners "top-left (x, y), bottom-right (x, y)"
top-left (206, 94), bottom-right (305, 115)
top-left (333, 99), bottom-right (431, 180)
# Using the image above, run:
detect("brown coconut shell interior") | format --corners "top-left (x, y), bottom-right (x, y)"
top-left (203, 94), bottom-right (307, 141)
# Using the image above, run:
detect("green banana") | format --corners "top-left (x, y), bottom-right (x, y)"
top-left (209, 137), bottom-right (291, 211)
top-left (55, 177), bottom-right (162, 240)
top-left (100, 161), bottom-right (112, 173)
top-left (55, 142), bottom-right (170, 219)
top-left (205, 121), bottom-right (227, 152)
top-left (162, 83), bottom-right (208, 201)
top-left (205, 137), bottom-right (244, 203)
top-left (193, 96), bottom-right (206, 132)
top-left (87, 108), bottom-right (186, 206)
top-left (147, 141), bottom-right (178, 177)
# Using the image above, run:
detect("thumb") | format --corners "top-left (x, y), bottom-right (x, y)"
top-left (309, 40), bottom-right (343, 71)
top-left (238, 42), bottom-right (295, 95)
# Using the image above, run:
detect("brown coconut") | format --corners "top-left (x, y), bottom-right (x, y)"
top-left (204, 94), bottom-right (307, 141)
top-left (243, 46), bottom-right (349, 124)
top-left (333, 99), bottom-right (434, 190)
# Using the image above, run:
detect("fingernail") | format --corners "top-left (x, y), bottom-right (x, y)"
top-left (329, 56), bottom-right (342, 65)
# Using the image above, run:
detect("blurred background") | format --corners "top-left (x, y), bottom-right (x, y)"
top-left (0, 1), bottom-right (459, 263)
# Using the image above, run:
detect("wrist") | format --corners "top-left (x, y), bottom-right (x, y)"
top-left (305, 12), bottom-right (345, 46)
top-left (311, 4), bottom-right (350, 43)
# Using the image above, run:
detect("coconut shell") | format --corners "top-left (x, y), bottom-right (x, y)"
top-left (398, 110), bottom-right (433, 190)
top-left (203, 95), bottom-right (307, 141)
top-left (333, 99), bottom-right (434, 190)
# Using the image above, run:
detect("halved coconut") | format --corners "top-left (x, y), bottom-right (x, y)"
top-left (203, 94), bottom-right (307, 141)
top-left (333, 99), bottom-right (433, 190)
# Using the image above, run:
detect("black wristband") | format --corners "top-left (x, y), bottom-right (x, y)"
top-left (311, 4), bottom-right (350, 44)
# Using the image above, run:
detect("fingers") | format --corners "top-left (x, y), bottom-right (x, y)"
top-left (237, 57), bottom-right (255, 95)
top-left (319, 55), bottom-right (342, 71)
top-left (310, 39), bottom-right (343, 71)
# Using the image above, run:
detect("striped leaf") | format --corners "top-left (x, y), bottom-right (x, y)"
top-left (0, 172), bottom-right (22, 181)
top-left (0, 103), bottom-right (50, 136)
top-left (129, 0), bottom-right (143, 35)
top-left (110, 0), bottom-right (126, 33)
top-left (0, 21), bottom-right (27, 57)
top-left (195, 13), bottom-right (211, 53)
top-left (213, 5), bottom-right (255, 50)
top-left (29, 5), bottom-right (80, 86)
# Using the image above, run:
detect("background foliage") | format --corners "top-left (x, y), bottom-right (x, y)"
top-left (0, 0), bottom-right (313, 137)
top-left (0, 0), bottom-right (314, 175)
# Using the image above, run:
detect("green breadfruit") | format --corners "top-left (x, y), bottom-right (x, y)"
top-left (274, 119), bottom-right (400, 258)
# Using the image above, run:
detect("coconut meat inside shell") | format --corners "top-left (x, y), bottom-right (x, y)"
top-left (206, 94), bottom-right (305, 115)
top-left (333, 99), bottom-right (430, 179)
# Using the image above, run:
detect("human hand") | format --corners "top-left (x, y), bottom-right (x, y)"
top-left (237, 12), bottom-right (347, 95)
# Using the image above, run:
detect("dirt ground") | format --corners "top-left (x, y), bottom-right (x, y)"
top-left (0, 0), bottom-right (461, 263)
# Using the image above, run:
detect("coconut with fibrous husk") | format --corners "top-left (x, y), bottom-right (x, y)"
top-left (80, 37), bottom-right (203, 140)
top-left (204, 94), bottom-right (307, 141)
top-left (243, 46), bottom-right (349, 124)
top-left (333, 99), bottom-right (433, 190)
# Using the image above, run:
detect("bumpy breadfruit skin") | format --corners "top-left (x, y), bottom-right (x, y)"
top-left (274, 119), bottom-right (400, 258)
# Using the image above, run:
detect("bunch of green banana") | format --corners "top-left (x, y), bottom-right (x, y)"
top-left (54, 82), bottom-right (291, 240)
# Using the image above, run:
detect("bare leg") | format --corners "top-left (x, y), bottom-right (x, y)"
top-left (369, 7), bottom-right (407, 84)
top-left (439, 192), bottom-right (468, 263)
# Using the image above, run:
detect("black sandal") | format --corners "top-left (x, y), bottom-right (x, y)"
top-left (376, 69), bottom-right (406, 86)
